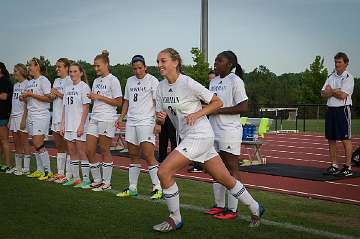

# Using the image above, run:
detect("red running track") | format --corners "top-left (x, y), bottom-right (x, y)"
top-left (12, 133), bottom-right (360, 205)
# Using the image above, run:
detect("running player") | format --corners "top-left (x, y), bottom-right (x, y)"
top-left (205, 51), bottom-right (248, 219)
top-left (9, 64), bottom-right (31, 175)
top-left (49, 58), bottom-right (72, 183)
top-left (60, 63), bottom-right (91, 188)
top-left (116, 55), bottom-right (162, 199)
top-left (21, 58), bottom-right (53, 180)
top-left (87, 50), bottom-right (122, 191)
top-left (153, 48), bottom-right (264, 232)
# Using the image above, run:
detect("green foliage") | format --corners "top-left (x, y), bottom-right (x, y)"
top-left (184, 47), bottom-right (210, 87)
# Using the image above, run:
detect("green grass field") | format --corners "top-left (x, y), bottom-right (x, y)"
top-left (1, 164), bottom-right (360, 239)
top-left (270, 119), bottom-right (360, 135)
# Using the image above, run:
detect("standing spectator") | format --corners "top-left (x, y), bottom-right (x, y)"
top-left (158, 116), bottom-right (177, 163)
top-left (322, 52), bottom-right (354, 176)
top-left (0, 62), bottom-right (13, 173)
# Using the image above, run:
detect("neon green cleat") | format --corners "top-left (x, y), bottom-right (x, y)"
top-left (27, 171), bottom-right (45, 178)
top-left (74, 179), bottom-right (91, 188)
top-left (116, 188), bottom-right (138, 197)
top-left (150, 189), bottom-right (163, 200)
top-left (38, 172), bottom-right (54, 181)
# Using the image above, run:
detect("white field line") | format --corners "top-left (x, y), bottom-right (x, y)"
top-left (107, 188), bottom-right (359, 239)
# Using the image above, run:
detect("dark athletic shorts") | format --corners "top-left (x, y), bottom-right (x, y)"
top-left (325, 106), bottom-right (351, 140)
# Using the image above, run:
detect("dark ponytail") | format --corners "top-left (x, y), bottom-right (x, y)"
top-left (0, 62), bottom-right (10, 79)
top-left (219, 51), bottom-right (244, 79)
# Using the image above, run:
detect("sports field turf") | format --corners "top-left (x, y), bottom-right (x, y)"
top-left (1, 162), bottom-right (359, 239)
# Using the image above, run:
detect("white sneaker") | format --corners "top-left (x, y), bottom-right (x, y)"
top-left (14, 169), bottom-right (23, 176)
top-left (5, 167), bottom-right (15, 174)
top-left (92, 183), bottom-right (112, 192)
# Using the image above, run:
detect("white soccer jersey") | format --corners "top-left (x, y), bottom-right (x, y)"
top-left (52, 76), bottom-right (72, 123)
top-left (63, 81), bottom-right (91, 131)
top-left (322, 71), bottom-right (354, 107)
top-left (91, 73), bottom-right (122, 121)
top-left (124, 74), bottom-right (159, 126)
top-left (11, 80), bottom-right (28, 117)
top-left (209, 73), bottom-right (248, 141)
top-left (156, 74), bottom-right (214, 139)
top-left (26, 75), bottom-right (51, 118)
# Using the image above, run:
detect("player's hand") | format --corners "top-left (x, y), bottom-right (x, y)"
top-left (115, 116), bottom-right (124, 129)
top-left (77, 125), bottom-right (84, 137)
top-left (60, 125), bottom-right (65, 136)
top-left (154, 124), bottom-right (161, 134)
top-left (20, 119), bottom-right (26, 130)
top-left (87, 92), bottom-right (99, 100)
top-left (156, 112), bottom-right (167, 124)
top-left (21, 90), bottom-right (32, 98)
top-left (185, 112), bottom-right (200, 126)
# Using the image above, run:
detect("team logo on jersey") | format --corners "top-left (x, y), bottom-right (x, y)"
top-left (182, 148), bottom-right (187, 152)
top-left (219, 81), bottom-right (222, 84)
top-left (137, 81), bottom-right (141, 85)
top-left (168, 88), bottom-right (173, 92)
top-left (72, 88), bottom-right (74, 90)
top-left (148, 137), bottom-right (151, 140)
top-left (227, 145), bottom-right (231, 149)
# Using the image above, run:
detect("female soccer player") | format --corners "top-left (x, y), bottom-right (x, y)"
top-left (205, 51), bottom-right (248, 220)
top-left (9, 64), bottom-right (31, 175)
top-left (0, 62), bottom-right (13, 173)
top-left (49, 58), bottom-right (72, 182)
top-left (87, 50), bottom-right (122, 191)
top-left (21, 58), bottom-right (53, 180)
top-left (116, 55), bottom-right (162, 199)
top-left (60, 63), bottom-right (91, 188)
top-left (153, 48), bottom-right (264, 232)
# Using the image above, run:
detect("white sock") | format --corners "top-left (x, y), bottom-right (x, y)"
top-left (148, 165), bottom-right (161, 191)
top-left (39, 150), bottom-right (51, 173)
top-left (163, 182), bottom-right (181, 225)
top-left (213, 182), bottom-right (226, 208)
top-left (57, 153), bottom-right (66, 176)
top-left (227, 190), bottom-right (239, 212)
top-left (102, 162), bottom-right (113, 185)
top-left (35, 152), bottom-right (44, 172)
top-left (15, 154), bottom-right (23, 172)
top-left (23, 155), bottom-right (31, 172)
top-left (230, 180), bottom-right (259, 216)
top-left (71, 160), bottom-right (80, 179)
top-left (65, 155), bottom-right (72, 179)
top-left (90, 162), bottom-right (102, 183)
top-left (81, 160), bottom-right (90, 181)
top-left (129, 164), bottom-right (141, 191)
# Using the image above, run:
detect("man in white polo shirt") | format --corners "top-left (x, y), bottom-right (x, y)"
top-left (321, 52), bottom-right (354, 177)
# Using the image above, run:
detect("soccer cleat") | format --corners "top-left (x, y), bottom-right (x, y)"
top-left (249, 204), bottom-right (265, 228)
top-left (22, 169), bottom-right (30, 175)
top-left (150, 189), bottom-right (163, 200)
top-left (337, 165), bottom-right (353, 177)
top-left (38, 172), bottom-right (54, 181)
top-left (213, 209), bottom-right (238, 220)
top-left (204, 206), bottom-right (225, 215)
top-left (92, 183), bottom-right (112, 192)
top-left (153, 217), bottom-right (183, 232)
top-left (14, 169), bottom-right (23, 176)
top-left (54, 175), bottom-right (68, 184)
top-left (47, 173), bottom-right (60, 182)
top-left (323, 165), bottom-right (340, 176)
top-left (187, 167), bottom-right (203, 173)
top-left (27, 171), bottom-right (45, 178)
top-left (116, 188), bottom-right (138, 197)
top-left (74, 179), bottom-right (91, 188)
top-left (5, 167), bottom-right (15, 174)
top-left (89, 181), bottom-right (103, 189)
top-left (62, 178), bottom-right (79, 186)
top-left (0, 165), bottom-right (7, 172)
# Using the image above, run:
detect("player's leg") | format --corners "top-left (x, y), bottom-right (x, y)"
top-left (0, 122), bottom-right (12, 172)
top-left (52, 131), bottom-right (67, 180)
top-left (13, 131), bottom-right (24, 175)
top-left (94, 133), bottom-right (113, 191)
top-left (75, 139), bottom-right (91, 188)
top-left (63, 139), bottom-right (81, 186)
top-left (20, 131), bottom-right (31, 175)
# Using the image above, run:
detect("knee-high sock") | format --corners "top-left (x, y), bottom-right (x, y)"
top-left (35, 152), bottom-right (44, 172)
top-left (213, 182), bottom-right (226, 208)
top-left (23, 155), bottom-right (31, 172)
top-left (102, 162), bottom-right (113, 184)
top-left (227, 190), bottom-right (239, 212)
top-left (39, 150), bottom-right (51, 173)
top-left (15, 154), bottom-right (23, 172)
top-left (163, 182), bottom-right (181, 224)
top-left (71, 160), bottom-right (80, 179)
top-left (90, 162), bottom-right (102, 183)
top-left (148, 165), bottom-right (161, 191)
top-left (65, 154), bottom-right (72, 179)
top-left (57, 153), bottom-right (67, 176)
top-left (81, 160), bottom-right (90, 181)
top-left (230, 180), bottom-right (259, 216)
top-left (129, 164), bottom-right (141, 191)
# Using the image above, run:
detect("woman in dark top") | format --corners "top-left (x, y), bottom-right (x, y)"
top-left (0, 62), bottom-right (13, 173)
